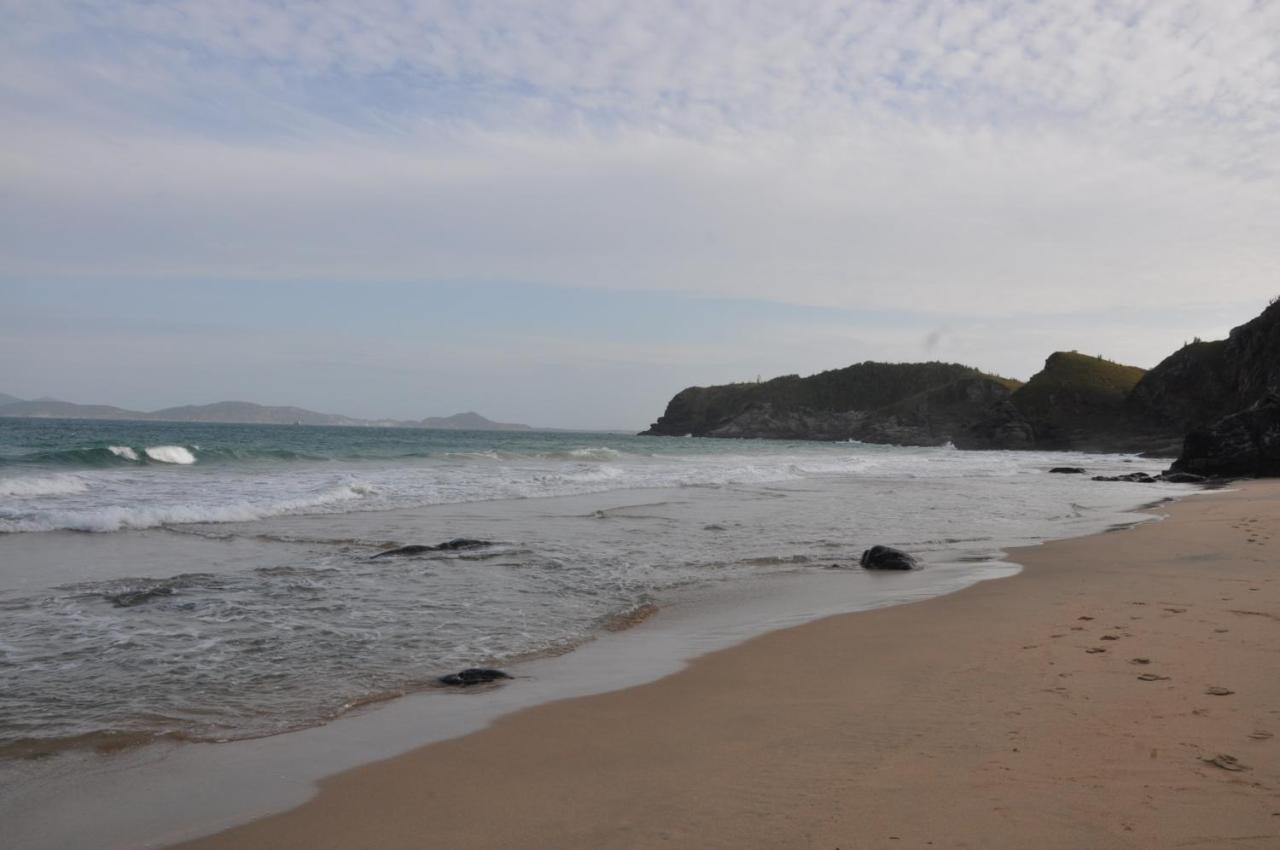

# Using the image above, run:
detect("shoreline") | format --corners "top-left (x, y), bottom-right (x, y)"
top-left (173, 480), bottom-right (1280, 849)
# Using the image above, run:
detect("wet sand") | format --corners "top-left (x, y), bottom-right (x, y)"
top-left (177, 482), bottom-right (1280, 850)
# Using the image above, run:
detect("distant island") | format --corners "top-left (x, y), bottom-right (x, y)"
top-left (0, 398), bottom-right (533, 432)
top-left (643, 298), bottom-right (1280, 478)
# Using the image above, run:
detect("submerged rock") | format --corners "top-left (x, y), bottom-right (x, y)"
top-left (859, 545), bottom-right (918, 571)
top-left (371, 538), bottom-right (492, 559)
top-left (1049, 467), bottom-right (1086, 474)
top-left (438, 668), bottom-right (513, 687)
top-left (106, 586), bottom-right (174, 608)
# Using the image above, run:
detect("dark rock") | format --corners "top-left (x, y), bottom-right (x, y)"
top-left (1091, 472), bottom-right (1158, 483)
top-left (1049, 467), bottom-right (1086, 474)
top-left (107, 586), bottom-right (174, 607)
top-left (438, 668), bottom-right (512, 687)
top-left (1159, 471), bottom-right (1206, 484)
top-left (859, 545), bottom-right (917, 571)
top-left (1171, 395), bottom-right (1280, 478)
top-left (372, 539), bottom-right (492, 559)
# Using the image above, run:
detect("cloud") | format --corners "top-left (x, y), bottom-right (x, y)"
top-left (2, 1), bottom-right (1279, 418)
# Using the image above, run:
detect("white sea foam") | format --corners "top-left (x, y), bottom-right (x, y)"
top-left (561, 447), bottom-right (623, 460)
top-left (0, 481), bottom-right (373, 533)
top-left (108, 446), bottom-right (139, 461)
top-left (144, 445), bottom-right (196, 465)
top-left (0, 474), bottom-right (90, 497)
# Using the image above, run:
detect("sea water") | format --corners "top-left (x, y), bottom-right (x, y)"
top-left (0, 417), bottom-right (1185, 760)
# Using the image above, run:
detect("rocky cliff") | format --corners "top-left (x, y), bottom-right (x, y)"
top-left (1169, 300), bottom-right (1280, 476)
top-left (642, 362), bottom-right (1022, 446)
top-left (642, 297), bottom-right (1280, 469)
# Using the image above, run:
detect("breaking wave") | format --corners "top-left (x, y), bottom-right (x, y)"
top-left (0, 474), bottom-right (90, 498)
top-left (0, 482), bottom-right (376, 533)
top-left (142, 445), bottom-right (195, 464)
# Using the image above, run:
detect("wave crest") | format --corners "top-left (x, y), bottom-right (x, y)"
top-left (0, 475), bottom-right (89, 498)
top-left (143, 446), bottom-right (196, 465)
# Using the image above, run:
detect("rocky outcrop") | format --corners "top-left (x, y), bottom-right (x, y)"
top-left (1005, 352), bottom-right (1147, 451)
top-left (1171, 395), bottom-right (1280, 478)
top-left (1127, 340), bottom-right (1231, 435)
top-left (642, 362), bottom-right (1021, 444)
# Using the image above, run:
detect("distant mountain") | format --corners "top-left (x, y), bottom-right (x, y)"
top-left (0, 398), bottom-right (534, 431)
top-left (146, 401), bottom-right (366, 427)
top-left (0, 399), bottom-right (143, 420)
top-left (0, 392), bottom-right (25, 406)
top-left (417, 411), bottom-right (532, 431)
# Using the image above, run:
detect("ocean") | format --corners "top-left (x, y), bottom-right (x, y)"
top-left (0, 417), bottom-right (1185, 765)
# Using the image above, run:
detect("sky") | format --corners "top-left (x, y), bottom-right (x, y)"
top-left (2, 1), bottom-right (1278, 429)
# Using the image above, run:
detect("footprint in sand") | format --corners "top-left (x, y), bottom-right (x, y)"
top-left (1205, 686), bottom-right (1235, 696)
top-left (1086, 647), bottom-right (1107, 654)
top-left (1100, 634), bottom-right (1121, 641)
top-left (1078, 615), bottom-right (1095, 621)
top-left (1165, 607), bottom-right (1187, 613)
top-left (1138, 673), bottom-right (1171, 681)
top-left (1248, 730), bottom-right (1273, 741)
top-left (1200, 753), bottom-right (1248, 771)
top-left (1130, 657), bottom-right (1151, 665)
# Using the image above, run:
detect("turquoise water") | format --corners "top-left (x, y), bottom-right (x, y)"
top-left (0, 417), bottom-right (1183, 756)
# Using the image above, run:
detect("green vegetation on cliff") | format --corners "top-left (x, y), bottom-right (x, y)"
top-left (644, 361), bottom-right (1020, 441)
top-left (1006, 352), bottom-right (1147, 450)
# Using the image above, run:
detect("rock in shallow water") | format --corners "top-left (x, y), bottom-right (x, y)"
top-left (438, 668), bottom-right (513, 687)
top-left (859, 545), bottom-right (918, 571)
top-left (371, 539), bottom-right (492, 559)
top-left (106, 586), bottom-right (174, 608)
top-left (1091, 472), bottom-right (1158, 483)
top-left (1049, 467), bottom-right (1087, 474)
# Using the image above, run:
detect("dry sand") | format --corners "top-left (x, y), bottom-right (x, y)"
top-left (177, 482), bottom-right (1280, 849)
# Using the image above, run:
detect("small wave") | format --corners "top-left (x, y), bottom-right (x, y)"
top-left (557, 447), bottom-right (623, 461)
top-left (108, 446), bottom-right (139, 461)
top-left (0, 474), bottom-right (89, 497)
top-left (144, 445), bottom-right (196, 465)
top-left (0, 482), bottom-right (376, 533)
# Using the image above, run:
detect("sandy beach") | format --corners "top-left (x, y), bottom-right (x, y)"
top-left (176, 481), bottom-right (1280, 850)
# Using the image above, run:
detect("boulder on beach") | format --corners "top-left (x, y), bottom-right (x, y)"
top-left (1049, 467), bottom-right (1086, 474)
top-left (859, 545), bottom-right (918, 571)
top-left (438, 668), bottom-right (513, 687)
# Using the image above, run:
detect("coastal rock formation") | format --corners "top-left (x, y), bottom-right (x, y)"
top-left (642, 362), bottom-right (1022, 445)
top-left (859, 545), bottom-right (917, 571)
top-left (1171, 396), bottom-right (1280, 478)
top-left (641, 297), bottom-right (1280, 468)
top-left (1004, 352), bottom-right (1147, 452)
top-left (438, 668), bottom-right (513, 686)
